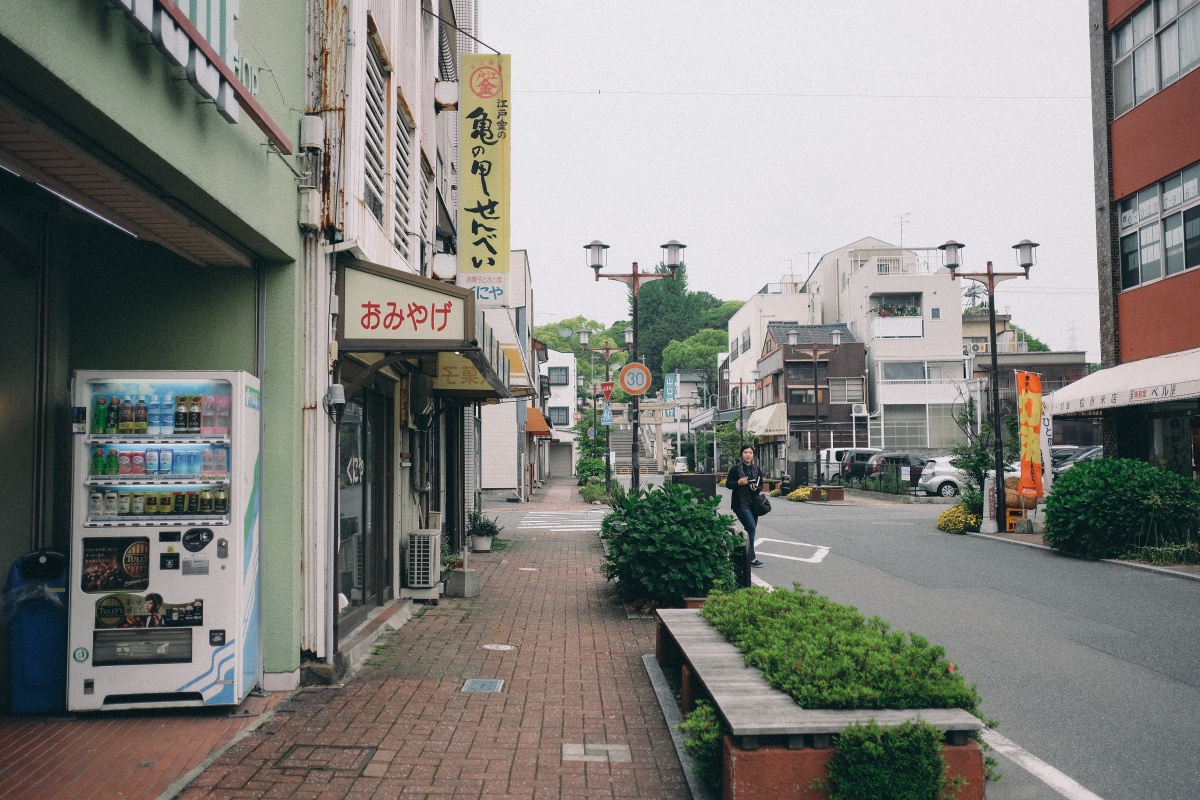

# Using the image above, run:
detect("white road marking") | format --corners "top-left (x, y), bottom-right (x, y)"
top-left (518, 511), bottom-right (606, 531)
top-left (754, 537), bottom-right (830, 564)
top-left (981, 730), bottom-right (1106, 800)
top-left (750, 574), bottom-right (773, 589)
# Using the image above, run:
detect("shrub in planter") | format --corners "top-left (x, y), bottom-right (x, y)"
top-left (576, 457), bottom-right (604, 486)
top-left (579, 483), bottom-right (607, 503)
top-left (820, 719), bottom-right (954, 800)
top-left (600, 482), bottom-right (739, 608)
top-left (788, 487), bottom-right (811, 502)
top-left (1045, 458), bottom-right (1200, 559)
top-left (678, 700), bottom-right (726, 794)
top-left (936, 504), bottom-right (980, 535)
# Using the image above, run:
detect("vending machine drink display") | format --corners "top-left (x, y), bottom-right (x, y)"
top-left (68, 371), bottom-right (261, 711)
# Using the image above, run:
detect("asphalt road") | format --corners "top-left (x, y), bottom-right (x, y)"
top-left (731, 489), bottom-right (1200, 800)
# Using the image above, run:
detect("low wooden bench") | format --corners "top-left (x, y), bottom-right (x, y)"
top-left (656, 608), bottom-right (986, 800)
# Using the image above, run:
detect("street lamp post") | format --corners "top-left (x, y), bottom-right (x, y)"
top-left (586, 239), bottom-right (686, 491)
top-left (720, 368), bottom-right (759, 455)
top-left (578, 327), bottom-right (633, 491)
top-left (938, 238), bottom-right (1039, 533)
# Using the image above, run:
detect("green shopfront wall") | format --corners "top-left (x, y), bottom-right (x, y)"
top-left (0, 0), bottom-right (307, 687)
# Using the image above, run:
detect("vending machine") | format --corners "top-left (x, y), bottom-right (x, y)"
top-left (67, 371), bottom-right (262, 711)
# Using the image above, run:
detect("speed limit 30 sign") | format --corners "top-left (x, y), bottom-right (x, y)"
top-left (618, 362), bottom-right (652, 396)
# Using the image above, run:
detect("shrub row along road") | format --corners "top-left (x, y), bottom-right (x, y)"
top-left (738, 490), bottom-right (1200, 800)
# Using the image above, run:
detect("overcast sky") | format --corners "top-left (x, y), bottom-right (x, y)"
top-left (482, 1), bottom-right (1101, 360)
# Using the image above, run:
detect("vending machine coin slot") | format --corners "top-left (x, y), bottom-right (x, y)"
top-left (160, 553), bottom-right (180, 570)
top-left (217, 539), bottom-right (228, 559)
top-left (182, 528), bottom-right (213, 552)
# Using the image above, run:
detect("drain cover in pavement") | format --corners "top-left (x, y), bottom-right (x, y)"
top-left (275, 745), bottom-right (376, 773)
top-left (462, 679), bottom-right (505, 692)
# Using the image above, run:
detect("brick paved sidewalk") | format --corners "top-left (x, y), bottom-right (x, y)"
top-left (180, 477), bottom-right (688, 799)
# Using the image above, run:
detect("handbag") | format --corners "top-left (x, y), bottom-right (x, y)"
top-left (751, 491), bottom-right (772, 516)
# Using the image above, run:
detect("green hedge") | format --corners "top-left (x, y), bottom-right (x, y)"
top-left (600, 482), bottom-right (738, 607)
top-left (699, 586), bottom-right (982, 713)
top-left (1045, 458), bottom-right (1200, 559)
top-left (576, 457), bottom-right (604, 486)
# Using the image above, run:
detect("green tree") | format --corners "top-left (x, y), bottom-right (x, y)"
top-left (698, 299), bottom-right (743, 331)
top-left (630, 264), bottom-right (724, 393)
top-left (571, 414), bottom-right (605, 458)
top-left (662, 328), bottom-right (727, 399)
top-left (715, 421), bottom-right (757, 471)
top-left (1010, 323), bottom-right (1050, 352)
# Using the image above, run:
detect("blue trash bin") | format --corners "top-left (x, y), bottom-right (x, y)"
top-left (5, 549), bottom-right (68, 715)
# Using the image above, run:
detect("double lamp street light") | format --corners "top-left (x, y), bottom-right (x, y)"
top-left (938, 238), bottom-right (1039, 532)
top-left (586, 239), bottom-right (687, 492)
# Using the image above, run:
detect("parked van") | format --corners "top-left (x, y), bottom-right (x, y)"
top-left (818, 448), bottom-right (849, 482)
top-left (839, 448), bottom-right (882, 485)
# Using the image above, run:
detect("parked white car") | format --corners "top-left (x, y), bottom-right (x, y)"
top-left (672, 456), bottom-right (689, 473)
top-left (917, 456), bottom-right (968, 497)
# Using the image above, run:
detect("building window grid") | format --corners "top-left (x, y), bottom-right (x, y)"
top-left (547, 367), bottom-right (570, 386)
top-left (1113, 0), bottom-right (1200, 117)
top-left (1118, 160), bottom-right (1200, 289)
top-left (364, 41), bottom-right (387, 225)
top-left (548, 407), bottom-right (570, 427)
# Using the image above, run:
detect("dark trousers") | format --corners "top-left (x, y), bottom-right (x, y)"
top-left (733, 506), bottom-right (758, 560)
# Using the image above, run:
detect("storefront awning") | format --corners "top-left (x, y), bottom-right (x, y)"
top-left (1048, 346), bottom-right (1200, 415)
top-left (525, 408), bottom-right (552, 438)
top-left (745, 402), bottom-right (788, 438)
top-left (336, 258), bottom-right (511, 398)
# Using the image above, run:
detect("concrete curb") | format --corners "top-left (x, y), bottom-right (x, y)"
top-left (643, 653), bottom-right (714, 800)
top-left (967, 531), bottom-right (1200, 583)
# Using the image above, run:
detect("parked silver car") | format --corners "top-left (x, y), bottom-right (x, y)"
top-left (917, 456), bottom-right (967, 497)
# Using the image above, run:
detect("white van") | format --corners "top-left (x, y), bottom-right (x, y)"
top-left (818, 448), bottom-right (849, 482)
top-left (672, 456), bottom-right (690, 473)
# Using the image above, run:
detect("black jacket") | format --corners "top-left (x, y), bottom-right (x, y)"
top-left (726, 461), bottom-right (762, 511)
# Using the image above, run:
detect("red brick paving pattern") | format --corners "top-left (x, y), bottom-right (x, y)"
top-left (180, 480), bottom-right (688, 799)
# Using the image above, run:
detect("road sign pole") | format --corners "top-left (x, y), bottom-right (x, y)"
top-left (604, 358), bottom-right (611, 491)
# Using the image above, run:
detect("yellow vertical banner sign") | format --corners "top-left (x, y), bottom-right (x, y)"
top-left (1016, 371), bottom-right (1044, 500)
top-left (458, 54), bottom-right (511, 307)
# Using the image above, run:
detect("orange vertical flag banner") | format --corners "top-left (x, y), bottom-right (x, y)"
top-left (1016, 371), bottom-right (1044, 499)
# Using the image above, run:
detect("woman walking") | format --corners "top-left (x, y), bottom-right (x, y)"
top-left (726, 445), bottom-right (765, 567)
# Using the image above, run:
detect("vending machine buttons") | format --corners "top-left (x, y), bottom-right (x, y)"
top-left (160, 553), bottom-right (180, 570)
top-left (217, 539), bottom-right (228, 559)
top-left (209, 630), bottom-right (226, 646)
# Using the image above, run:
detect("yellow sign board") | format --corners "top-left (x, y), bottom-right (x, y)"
top-left (459, 54), bottom-right (511, 303)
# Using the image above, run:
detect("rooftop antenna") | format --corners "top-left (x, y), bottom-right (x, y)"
top-left (896, 213), bottom-right (911, 248)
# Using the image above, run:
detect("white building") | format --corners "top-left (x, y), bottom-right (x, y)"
top-left (541, 349), bottom-right (578, 477)
top-left (804, 237), bottom-right (971, 449)
top-left (723, 279), bottom-right (816, 411)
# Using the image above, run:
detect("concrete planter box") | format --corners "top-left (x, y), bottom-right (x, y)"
top-left (669, 473), bottom-right (719, 499)
top-left (656, 609), bottom-right (984, 800)
top-left (807, 486), bottom-right (844, 502)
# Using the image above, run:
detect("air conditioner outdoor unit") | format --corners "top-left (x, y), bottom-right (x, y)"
top-left (970, 343), bottom-right (989, 354)
top-left (851, 403), bottom-right (868, 416)
top-left (407, 530), bottom-right (442, 588)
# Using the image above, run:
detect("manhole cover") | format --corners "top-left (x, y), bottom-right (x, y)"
top-left (482, 644), bottom-right (517, 651)
top-left (275, 745), bottom-right (376, 773)
top-left (462, 679), bottom-right (505, 693)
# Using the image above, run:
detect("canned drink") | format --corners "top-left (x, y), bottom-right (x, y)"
top-left (105, 448), bottom-right (120, 475)
top-left (145, 449), bottom-right (159, 474)
top-left (199, 489), bottom-right (214, 514)
top-left (214, 446), bottom-right (228, 474)
top-left (90, 447), bottom-right (106, 475)
top-left (159, 491), bottom-right (173, 512)
top-left (186, 491), bottom-right (199, 515)
top-left (130, 452), bottom-right (146, 475)
top-left (144, 494), bottom-right (158, 514)
top-left (173, 449), bottom-right (187, 474)
top-left (131, 493), bottom-right (145, 515)
top-left (116, 493), bottom-right (131, 516)
top-left (117, 452), bottom-right (132, 475)
top-left (213, 486), bottom-right (229, 515)
top-left (173, 491), bottom-right (187, 514)
top-left (89, 491), bottom-right (104, 517)
top-left (159, 448), bottom-right (173, 474)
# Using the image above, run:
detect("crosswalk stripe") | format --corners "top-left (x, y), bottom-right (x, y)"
top-left (518, 511), bottom-right (606, 531)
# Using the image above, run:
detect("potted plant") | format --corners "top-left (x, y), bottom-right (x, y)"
top-left (467, 509), bottom-right (503, 552)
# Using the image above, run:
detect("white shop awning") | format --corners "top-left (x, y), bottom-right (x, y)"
top-left (1048, 346), bottom-right (1200, 415)
top-left (745, 402), bottom-right (788, 437)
